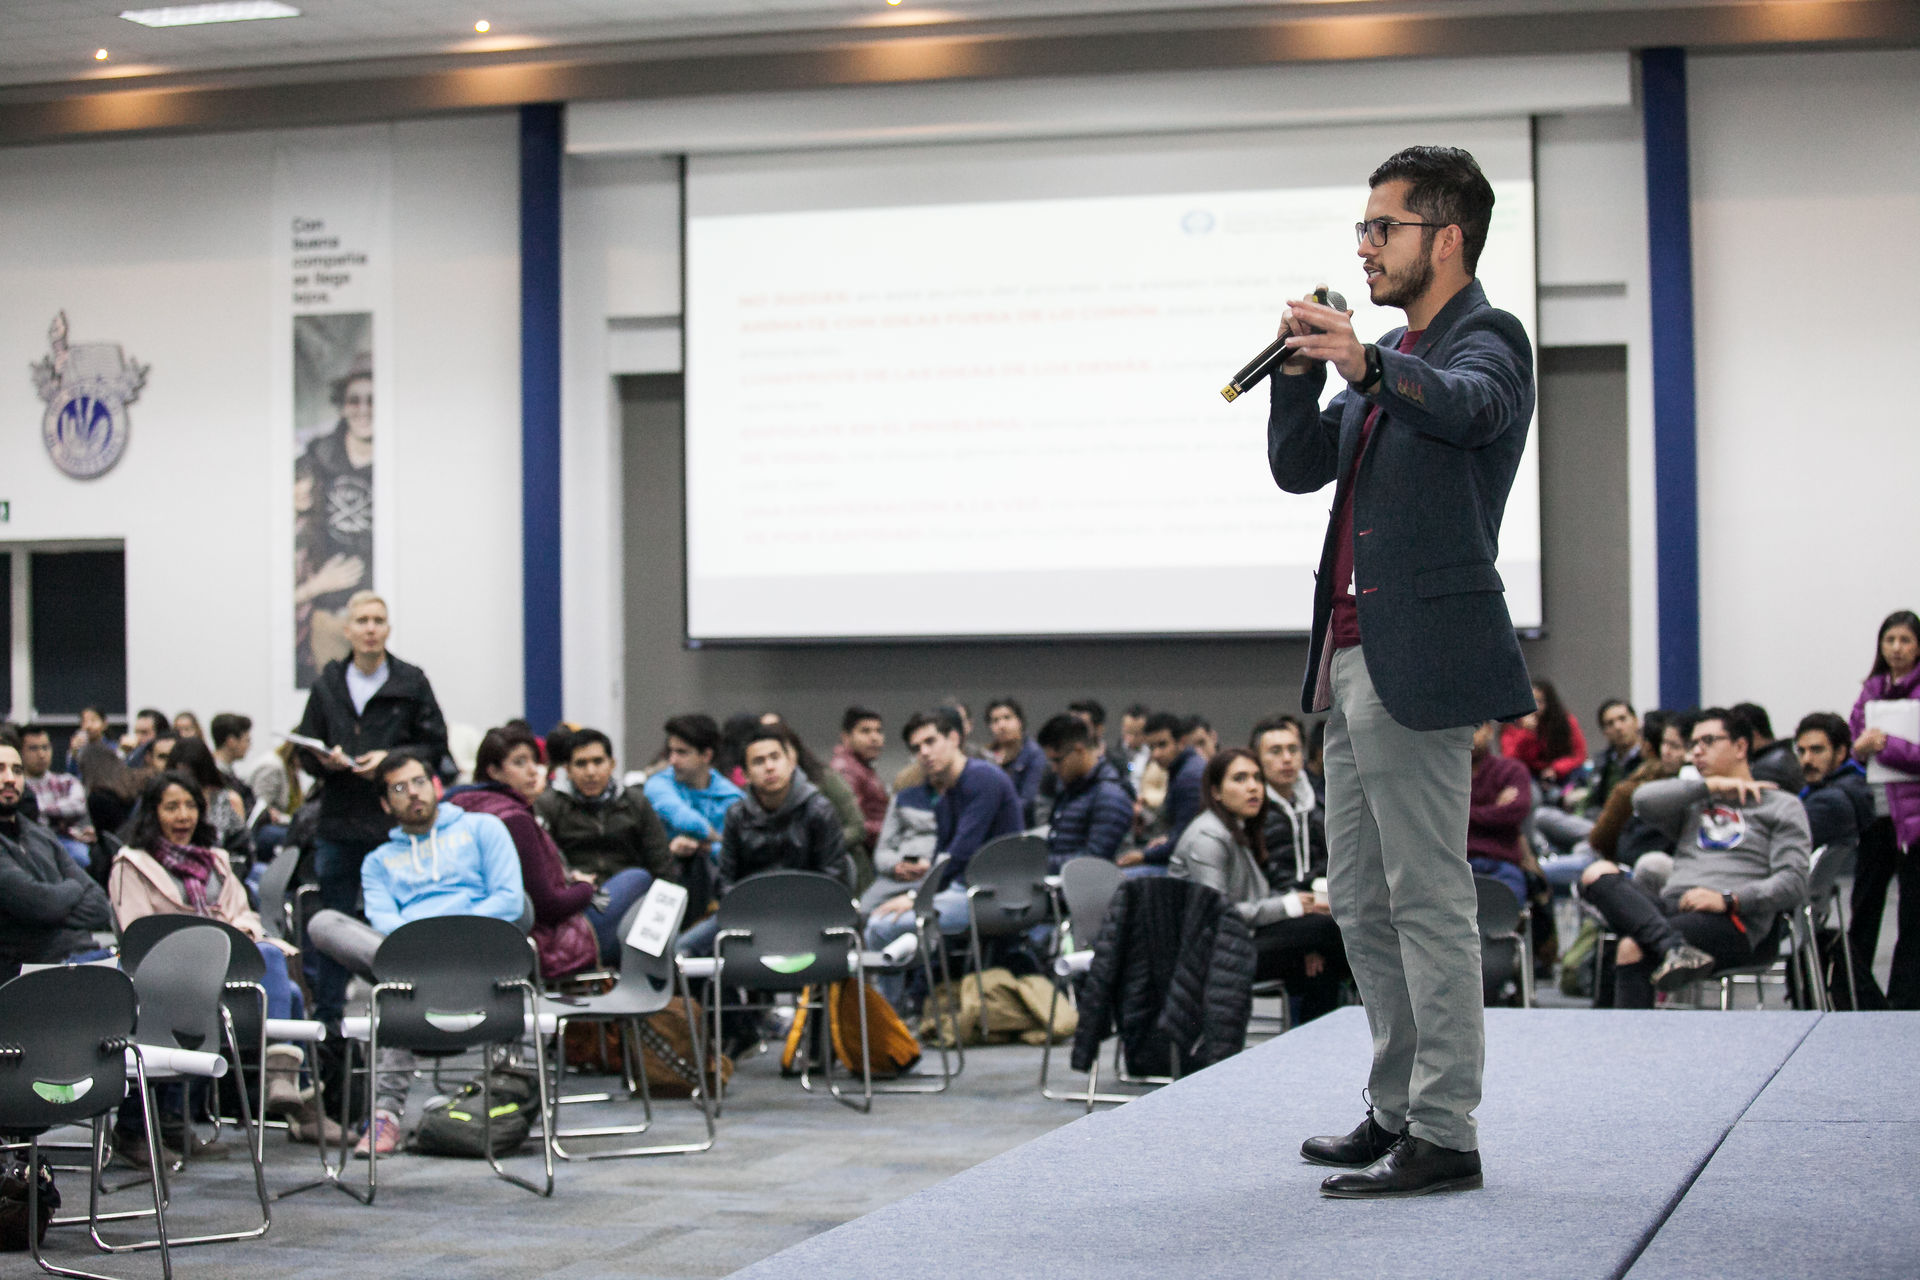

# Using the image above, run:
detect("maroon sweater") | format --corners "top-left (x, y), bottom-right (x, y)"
top-left (448, 784), bottom-right (593, 925)
top-left (1468, 753), bottom-right (1532, 866)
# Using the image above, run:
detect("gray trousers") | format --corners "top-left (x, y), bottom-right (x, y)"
top-left (1324, 646), bottom-right (1484, 1151)
top-left (307, 909), bottom-right (414, 1117)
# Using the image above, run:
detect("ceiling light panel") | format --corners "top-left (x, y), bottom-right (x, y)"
top-left (120, 2), bottom-right (301, 28)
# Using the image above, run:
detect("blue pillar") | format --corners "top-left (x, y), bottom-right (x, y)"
top-left (520, 103), bottom-right (563, 731)
top-left (1642, 48), bottom-right (1701, 711)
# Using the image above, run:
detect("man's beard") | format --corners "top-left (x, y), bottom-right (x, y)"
top-left (1370, 248), bottom-right (1435, 310)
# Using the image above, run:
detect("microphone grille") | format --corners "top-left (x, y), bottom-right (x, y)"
top-left (1325, 290), bottom-right (1348, 311)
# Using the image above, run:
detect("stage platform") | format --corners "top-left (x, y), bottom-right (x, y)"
top-left (732, 1008), bottom-right (1920, 1280)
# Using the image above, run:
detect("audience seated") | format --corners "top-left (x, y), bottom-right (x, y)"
top-left (17, 724), bottom-right (95, 868)
top-left (1169, 748), bottom-right (1347, 1023)
top-left (860, 781), bottom-right (938, 914)
top-left (985, 697), bottom-right (1047, 825)
top-left (167, 736), bottom-right (252, 855)
top-left (1535, 698), bottom-right (1641, 854)
top-left (1251, 716), bottom-right (1328, 899)
top-left (0, 739), bottom-right (114, 981)
top-left (1126, 712), bottom-right (1205, 871)
top-left (536, 727), bottom-right (694, 917)
top-left (760, 714), bottom-right (870, 878)
top-left (642, 713), bottom-right (745, 874)
top-left (1117, 703), bottom-right (1151, 788)
top-left (1578, 707), bottom-right (1811, 1008)
top-left (1037, 713), bottom-right (1133, 872)
top-left (308, 749), bottom-right (526, 1155)
top-left (1500, 678), bottom-right (1587, 787)
top-left (451, 725), bottom-right (653, 980)
top-left (832, 706), bottom-right (890, 852)
top-left (864, 708), bottom-right (1023, 1009)
top-left (1557, 710), bottom-right (1684, 888)
top-left (1467, 722), bottom-right (1532, 908)
top-left (123, 707), bottom-right (168, 768)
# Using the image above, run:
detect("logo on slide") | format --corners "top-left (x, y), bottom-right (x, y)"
top-left (1180, 209), bottom-right (1216, 235)
top-left (1697, 804), bottom-right (1747, 850)
top-left (30, 312), bottom-right (148, 480)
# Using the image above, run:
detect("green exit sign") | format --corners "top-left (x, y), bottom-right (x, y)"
top-left (0, 499), bottom-right (9, 522)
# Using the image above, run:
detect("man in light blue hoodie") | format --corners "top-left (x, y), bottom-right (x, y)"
top-left (642, 714), bottom-right (743, 874)
top-left (307, 749), bottom-right (526, 1155)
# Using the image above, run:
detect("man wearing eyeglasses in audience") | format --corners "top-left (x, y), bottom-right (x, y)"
top-left (1578, 706), bottom-right (1811, 1010)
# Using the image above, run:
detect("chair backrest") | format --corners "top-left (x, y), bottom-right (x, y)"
top-left (912, 854), bottom-right (953, 924)
top-left (1472, 876), bottom-right (1523, 942)
top-left (1804, 843), bottom-right (1845, 902)
top-left (964, 835), bottom-right (1052, 936)
top-left (254, 847), bottom-right (301, 941)
top-left (1059, 856), bottom-right (1123, 950)
top-left (610, 884), bottom-right (692, 1014)
top-left (371, 915), bottom-right (536, 1054)
top-left (710, 870), bottom-right (858, 991)
top-left (0, 966), bottom-right (138, 1135)
top-left (132, 926), bottom-right (235, 1054)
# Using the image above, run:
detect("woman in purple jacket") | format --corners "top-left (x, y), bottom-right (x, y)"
top-left (1847, 608), bottom-right (1920, 1009)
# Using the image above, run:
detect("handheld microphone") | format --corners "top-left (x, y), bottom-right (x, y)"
top-left (1220, 287), bottom-right (1347, 402)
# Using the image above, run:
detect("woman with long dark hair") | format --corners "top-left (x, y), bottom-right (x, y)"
top-left (1500, 678), bottom-right (1588, 784)
top-left (1847, 608), bottom-right (1920, 1008)
top-left (1169, 748), bottom-right (1347, 1023)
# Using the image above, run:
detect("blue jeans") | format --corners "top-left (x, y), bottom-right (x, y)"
top-left (254, 943), bottom-right (303, 1021)
top-left (1469, 857), bottom-right (1529, 912)
top-left (584, 868), bottom-right (654, 964)
top-left (1538, 845), bottom-right (1596, 891)
top-left (309, 837), bottom-right (374, 1024)
top-left (58, 836), bottom-right (91, 869)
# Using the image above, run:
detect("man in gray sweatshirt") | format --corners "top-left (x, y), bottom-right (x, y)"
top-left (1578, 707), bottom-right (1810, 1007)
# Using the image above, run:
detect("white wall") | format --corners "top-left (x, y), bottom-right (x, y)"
top-left (0, 115), bottom-right (523, 736)
top-left (1689, 48), bottom-right (1920, 727)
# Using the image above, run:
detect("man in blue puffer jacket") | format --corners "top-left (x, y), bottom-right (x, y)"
top-left (1038, 714), bottom-right (1134, 872)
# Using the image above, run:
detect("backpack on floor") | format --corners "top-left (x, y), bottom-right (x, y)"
top-left (632, 996), bottom-right (732, 1098)
top-left (781, 982), bottom-right (923, 1077)
top-left (0, 1153), bottom-right (58, 1252)
top-left (1560, 920), bottom-right (1600, 998)
top-left (408, 1070), bottom-right (535, 1159)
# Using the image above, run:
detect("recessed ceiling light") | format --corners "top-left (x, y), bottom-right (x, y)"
top-left (95, 48), bottom-right (111, 60)
top-left (120, 3), bottom-right (301, 28)
top-left (474, 19), bottom-right (491, 33)
top-left (886, 0), bottom-right (902, 6)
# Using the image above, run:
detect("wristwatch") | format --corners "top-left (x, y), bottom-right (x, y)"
top-left (1722, 892), bottom-right (1739, 915)
top-left (1353, 343), bottom-right (1383, 394)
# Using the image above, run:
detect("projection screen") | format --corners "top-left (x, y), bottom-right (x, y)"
top-left (684, 117), bottom-right (1539, 643)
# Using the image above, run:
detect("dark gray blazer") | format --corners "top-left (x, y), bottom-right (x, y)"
top-left (1268, 278), bottom-right (1535, 731)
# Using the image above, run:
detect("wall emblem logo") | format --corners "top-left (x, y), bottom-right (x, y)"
top-left (29, 312), bottom-right (148, 480)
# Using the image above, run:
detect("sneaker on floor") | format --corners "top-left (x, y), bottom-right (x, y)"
top-left (1651, 943), bottom-right (1717, 992)
top-left (353, 1110), bottom-right (402, 1159)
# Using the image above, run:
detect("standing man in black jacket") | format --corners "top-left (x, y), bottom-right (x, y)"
top-left (292, 590), bottom-right (448, 1024)
top-left (1268, 147), bottom-right (1535, 1198)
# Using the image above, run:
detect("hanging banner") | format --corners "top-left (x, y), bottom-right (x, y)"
top-left (271, 129), bottom-right (394, 718)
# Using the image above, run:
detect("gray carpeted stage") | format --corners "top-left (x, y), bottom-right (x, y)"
top-left (732, 1008), bottom-right (1920, 1280)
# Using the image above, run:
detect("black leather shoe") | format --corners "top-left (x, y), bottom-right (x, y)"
top-left (1300, 1115), bottom-right (1403, 1168)
top-left (1320, 1136), bottom-right (1482, 1198)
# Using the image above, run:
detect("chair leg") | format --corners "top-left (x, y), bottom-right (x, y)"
top-left (479, 983), bottom-right (555, 1196)
top-left (35, 1123), bottom-right (172, 1280)
top-left (1835, 890), bottom-right (1860, 1011)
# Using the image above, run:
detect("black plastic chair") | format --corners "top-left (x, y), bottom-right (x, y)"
top-left (542, 886), bottom-right (716, 1160)
top-left (346, 914), bottom-right (555, 1202)
top-left (962, 835), bottom-right (1058, 1042)
top-left (851, 854), bottom-right (964, 1094)
top-left (1474, 875), bottom-right (1532, 1008)
top-left (691, 871), bottom-right (871, 1113)
top-left (1038, 856), bottom-right (1138, 1107)
top-left (0, 965), bottom-right (172, 1280)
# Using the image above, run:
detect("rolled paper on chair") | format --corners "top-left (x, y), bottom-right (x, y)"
top-left (678, 956), bottom-right (720, 980)
top-left (128, 1045), bottom-right (229, 1079)
top-left (1055, 949), bottom-right (1095, 979)
top-left (880, 933), bottom-right (920, 966)
top-left (340, 1012), bottom-right (558, 1041)
top-left (264, 1018), bottom-right (328, 1043)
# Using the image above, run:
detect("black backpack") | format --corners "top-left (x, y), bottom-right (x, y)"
top-left (0, 1153), bottom-right (58, 1252)
top-left (408, 1070), bottom-right (536, 1159)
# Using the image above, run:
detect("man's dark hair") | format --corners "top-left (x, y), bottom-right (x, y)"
top-left (1122, 703), bottom-right (1150, 722)
top-left (1730, 702), bottom-right (1774, 741)
top-left (1036, 713), bottom-right (1095, 754)
top-left (1368, 145), bottom-right (1496, 275)
top-left (663, 713), bottom-right (721, 756)
top-left (902, 707), bottom-right (964, 747)
top-left (986, 697), bottom-right (1026, 730)
top-left (1794, 712), bottom-right (1852, 758)
top-left (1249, 714), bottom-right (1305, 751)
top-left (1142, 711), bottom-right (1185, 739)
top-left (1640, 709), bottom-right (1673, 754)
top-left (376, 747), bottom-right (434, 786)
top-left (1181, 714), bottom-right (1213, 737)
top-left (476, 723), bottom-right (542, 783)
top-left (1870, 610), bottom-right (1920, 678)
top-left (18, 723), bottom-right (51, 746)
top-left (1693, 706), bottom-right (1754, 752)
top-left (82, 705), bottom-right (107, 723)
top-left (545, 723), bottom-right (576, 767)
top-left (841, 705), bottom-right (882, 735)
top-left (128, 770), bottom-right (212, 851)
top-left (741, 722), bottom-right (795, 759)
top-left (134, 708), bottom-right (168, 732)
top-left (564, 728), bottom-right (615, 763)
top-left (1068, 699), bottom-right (1108, 729)
top-left (0, 724), bottom-right (21, 751)
top-left (209, 713), bottom-right (252, 750)
top-left (1596, 698), bottom-right (1635, 723)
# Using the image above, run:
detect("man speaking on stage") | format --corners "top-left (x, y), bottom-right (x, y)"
top-left (1267, 146), bottom-right (1535, 1198)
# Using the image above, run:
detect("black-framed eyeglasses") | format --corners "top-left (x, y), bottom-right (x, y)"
top-left (1688, 733), bottom-right (1729, 752)
top-left (1355, 217), bottom-right (1443, 247)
